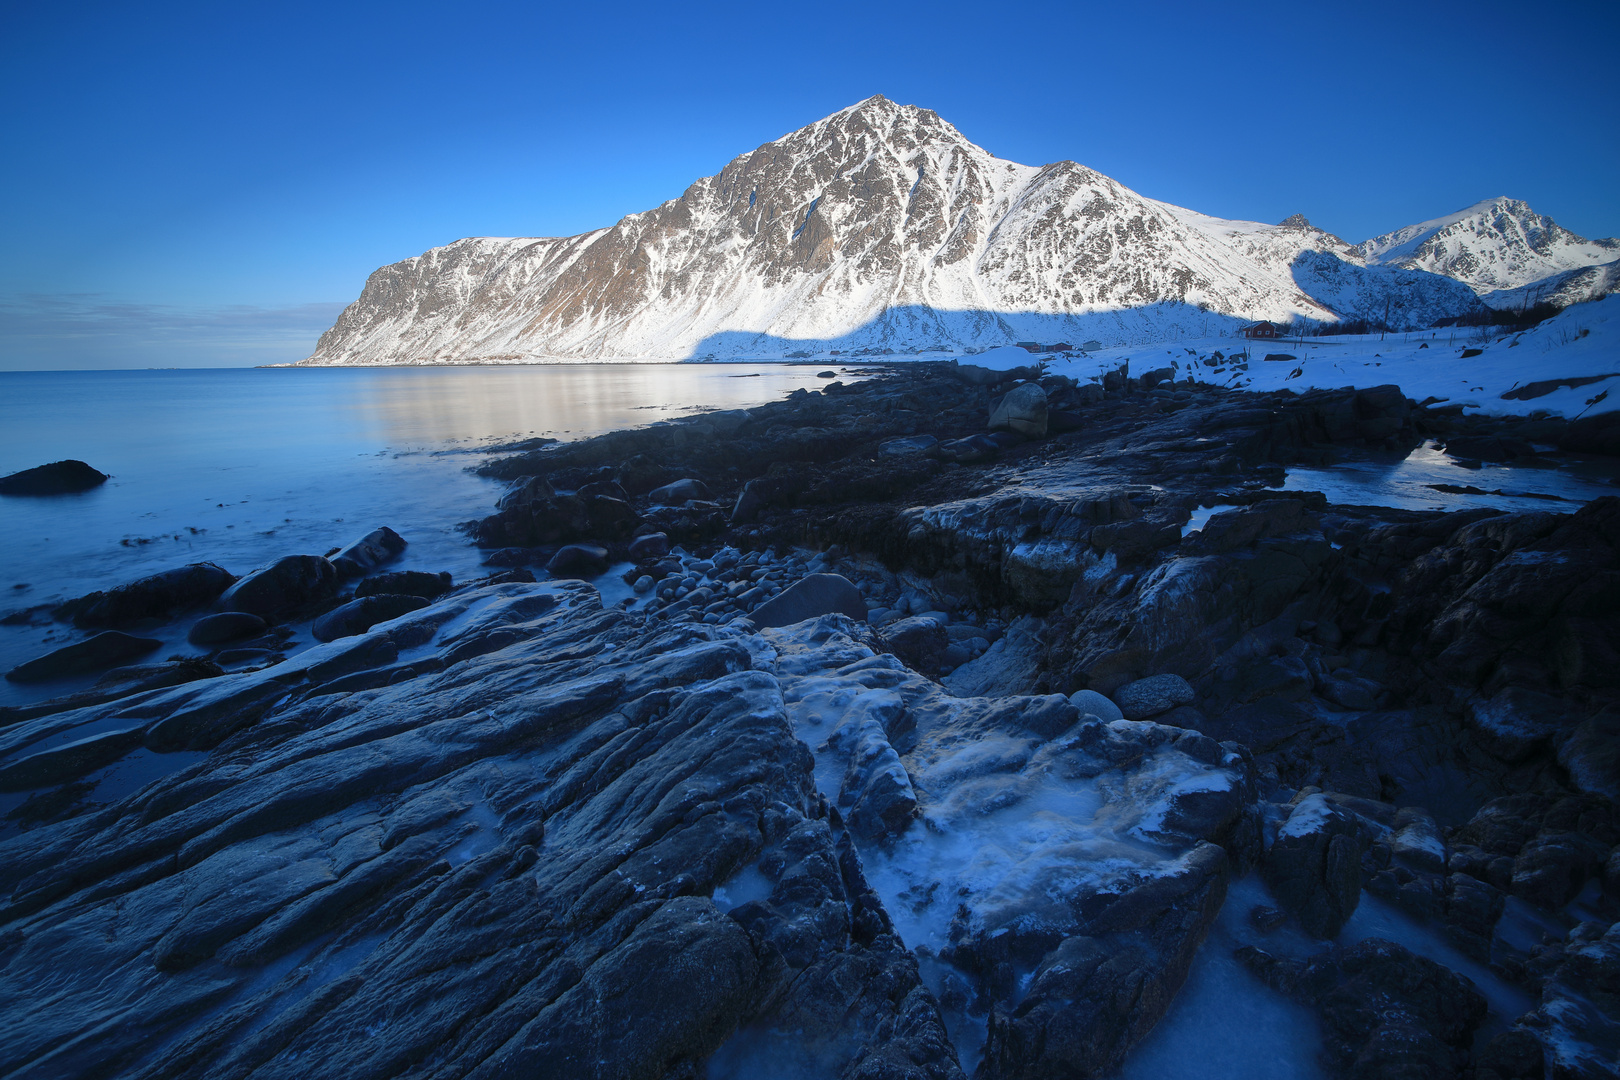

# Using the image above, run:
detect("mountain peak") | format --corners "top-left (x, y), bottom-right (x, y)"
top-left (1359, 196), bottom-right (1619, 292)
top-left (305, 101), bottom-right (1499, 365)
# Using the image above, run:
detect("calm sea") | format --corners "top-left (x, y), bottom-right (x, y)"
top-left (0, 364), bottom-right (843, 703)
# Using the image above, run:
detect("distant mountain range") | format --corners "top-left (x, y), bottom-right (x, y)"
top-left (303, 97), bottom-right (1619, 364)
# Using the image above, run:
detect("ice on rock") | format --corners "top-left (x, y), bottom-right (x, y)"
top-left (758, 614), bottom-right (1259, 1076)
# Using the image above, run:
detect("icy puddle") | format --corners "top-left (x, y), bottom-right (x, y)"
top-left (1285, 442), bottom-right (1618, 512)
top-left (1121, 876), bottom-right (1326, 1080)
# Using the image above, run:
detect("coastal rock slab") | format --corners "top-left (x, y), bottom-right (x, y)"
top-left (0, 583), bottom-right (961, 1080)
top-left (5, 630), bottom-right (163, 683)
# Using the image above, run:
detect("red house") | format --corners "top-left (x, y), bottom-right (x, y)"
top-left (1239, 321), bottom-right (1280, 339)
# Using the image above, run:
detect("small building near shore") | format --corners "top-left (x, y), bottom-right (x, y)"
top-left (1239, 321), bottom-right (1280, 339)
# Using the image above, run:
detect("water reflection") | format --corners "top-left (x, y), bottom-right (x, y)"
top-left (342, 364), bottom-right (847, 445)
top-left (0, 364), bottom-right (849, 704)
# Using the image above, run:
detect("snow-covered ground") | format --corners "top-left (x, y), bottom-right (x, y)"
top-left (963, 295), bottom-right (1620, 418)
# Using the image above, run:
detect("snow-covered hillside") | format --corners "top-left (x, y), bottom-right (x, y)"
top-left (1033, 294), bottom-right (1620, 419)
top-left (304, 97), bottom-right (1488, 365)
top-left (1357, 197), bottom-right (1619, 298)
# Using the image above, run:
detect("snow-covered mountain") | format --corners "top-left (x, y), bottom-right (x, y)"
top-left (1481, 258), bottom-right (1620, 313)
top-left (306, 97), bottom-right (1492, 364)
top-left (1357, 197), bottom-right (1619, 303)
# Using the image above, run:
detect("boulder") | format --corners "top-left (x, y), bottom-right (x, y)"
top-left (882, 616), bottom-right (950, 675)
top-left (747, 574), bottom-right (867, 628)
top-left (219, 555), bottom-right (340, 618)
top-left (1114, 673), bottom-right (1196, 720)
top-left (354, 570), bottom-right (452, 601)
top-left (187, 611), bottom-right (267, 646)
top-left (628, 532), bottom-right (670, 561)
top-left (330, 527), bottom-right (407, 578)
top-left (1265, 793), bottom-right (1362, 938)
top-left (312, 594), bottom-right (430, 643)
top-left (1069, 688), bottom-right (1125, 722)
top-left (546, 544), bottom-right (610, 579)
top-left (6, 631), bottom-right (163, 683)
top-left (988, 383), bottom-right (1049, 438)
top-left (56, 562), bottom-right (236, 628)
top-left (648, 478), bottom-right (713, 505)
top-left (0, 459), bottom-right (107, 495)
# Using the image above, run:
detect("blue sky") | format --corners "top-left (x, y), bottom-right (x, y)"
top-left (2, 0), bottom-right (1616, 369)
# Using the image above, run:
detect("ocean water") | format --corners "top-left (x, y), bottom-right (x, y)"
top-left (0, 364), bottom-right (844, 703)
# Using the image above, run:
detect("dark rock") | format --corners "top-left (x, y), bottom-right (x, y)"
top-left (56, 563), bottom-right (236, 628)
top-left (575, 479), bottom-right (630, 502)
top-left (6, 631), bottom-right (163, 683)
top-left (546, 544), bottom-right (609, 579)
top-left (628, 532), bottom-right (670, 560)
top-left (353, 570), bottom-right (452, 601)
top-left (472, 476), bottom-right (591, 548)
top-left (311, 594), bottom-right (430, 643)
top-left (1559, 712), bottom-right (1620, 800)
top-left (938, 433), bottom-right (1003, 463)
top-left (747, 574), bottom-right (868, 628)
top-left (1114, 673), bottom-right (1196, 720)
top-left (219, 555), bottom-right (340, 619)
top-left (882, 616), bottom-right (950, 675)
top-left (877, 435), bottom-right (940, 458)
top-left (1468, 686), bottom-right (1575, 763)
top-left (188, 611), bottom-right (267, 646)
top-left (1444, 435), bottom-right (1536, 463)
top-left (1265, 793), bottom-right (1362, 938)
top-left (0, 460), bottom-right (107, 495)
top-left (648, 478), bottom-right (713, 505)
top-left (1263, 353), bottom-right (1297, 363)
top-left (614, 454), bottom-right (670, 496)
top-left (330, 526), bottom-right (407, 577)
top-left (1561, 410), bottom-right (1620, 457)
top-left (1237, 938), bottom-right (1488, 1080)
top-left (1512, 832), bottom-right (1605, 909)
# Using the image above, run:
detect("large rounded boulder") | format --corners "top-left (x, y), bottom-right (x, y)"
top-left (748, 574), bottom-right (867, 629)
top-left (219, 555), bottom-right (340, 619)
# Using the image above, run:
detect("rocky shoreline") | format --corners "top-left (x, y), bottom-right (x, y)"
top-left (1, 360), bottom-right (1617, 1080)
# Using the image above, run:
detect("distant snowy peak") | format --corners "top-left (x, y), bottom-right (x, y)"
top-left (306, 96), bottom-right (1486, 365)
top-left (1357, 196), bottom-right (1619, 294)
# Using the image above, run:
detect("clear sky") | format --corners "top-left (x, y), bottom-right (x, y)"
top-left (2, 0), bottom-right (1616, 370)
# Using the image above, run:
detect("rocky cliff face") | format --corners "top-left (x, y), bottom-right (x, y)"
top-left (1357, 196), bottom-right (1620, 299)
top-left (304, 97), bottom-right (1485, 364)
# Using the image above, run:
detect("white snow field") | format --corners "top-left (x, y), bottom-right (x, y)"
top-left (1029, 294), bottom-right (1620, 419)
